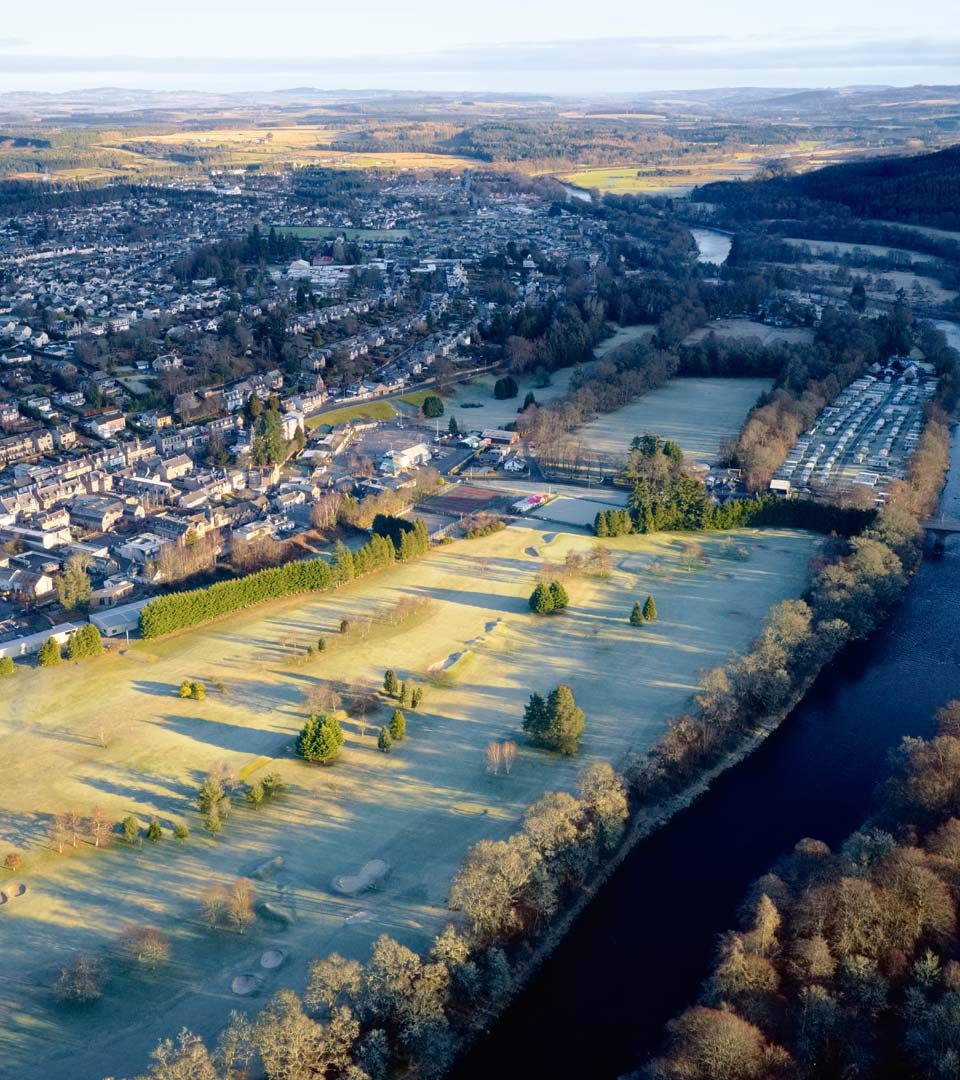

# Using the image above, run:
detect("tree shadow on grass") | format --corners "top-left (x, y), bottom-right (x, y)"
top-left (394, 584), bottom-right (527, 615)
top-left (151, 714), bottom-right (294, 756)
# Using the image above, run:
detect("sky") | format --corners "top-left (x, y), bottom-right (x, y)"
top-left (0, 0), bottom-right (958, 94)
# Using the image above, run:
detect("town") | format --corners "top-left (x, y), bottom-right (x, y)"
top-left (0, 169), bottom-right (611, 655)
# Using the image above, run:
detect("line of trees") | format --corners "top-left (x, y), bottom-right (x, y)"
top-left (140, 523), bottom-right (430, 638)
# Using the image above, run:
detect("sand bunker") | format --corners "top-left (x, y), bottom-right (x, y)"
top-left (0, 882), bottom-right (26, 905)
top-left (260, 948), bottom-right (286, 970)
top-left (251, 855), bottom-right (284, 880)
top-left (231, 973), bottom-right (263, 996)
top-left (260, 902), bottom-right (295, 925)
top-left (427, 650), bottom-right (472, 679)
top-left (332, 859), bottom-right (390, 896)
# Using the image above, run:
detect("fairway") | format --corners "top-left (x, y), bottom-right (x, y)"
top-left (0, 521), bottom-right (819, 1079)
top-left (444, 365), bottom-right (595, 430)
top-left (574, 377), bottom-right (770, 463)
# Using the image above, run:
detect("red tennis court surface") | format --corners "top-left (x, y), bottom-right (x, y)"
top-left (420, 485), bottom-right (504, 516)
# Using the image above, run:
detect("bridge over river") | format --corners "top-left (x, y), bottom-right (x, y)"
top-left (922, 517), bottom-right (960, 554)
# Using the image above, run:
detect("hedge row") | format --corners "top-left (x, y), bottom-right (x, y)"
top-left (139, 529), bottom-right (412, 639)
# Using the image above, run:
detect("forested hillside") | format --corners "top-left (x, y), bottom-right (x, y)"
top-left (696, 143), bottom-right (960, 229)
top-left (791, 144), bottom-right (960, 227)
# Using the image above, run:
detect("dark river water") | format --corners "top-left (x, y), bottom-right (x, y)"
top-left (454, 427), bottom-right (960, 1080)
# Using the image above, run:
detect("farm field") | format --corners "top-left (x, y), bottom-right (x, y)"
top-left (594, 323), bottom-right (656, 358)
top-left (781, 236), bottom-right (938, 263)
top-left (0, 520), bottom-right (819, 1080)
top-left (109, 127), bottom-right (479, 173)
top-left (683, 317), bottom-right (815, 347)
top-left (574, 377), bottom-right (769, 463)
top-left (557, 159), bottom-right (759, 195)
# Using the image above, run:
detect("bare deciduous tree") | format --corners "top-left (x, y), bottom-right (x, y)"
top-left (501, 741), bottom-right (518, 775)
top-left (88, 805), bottom-right (112, 848)
top-left (485, 742), bottom-right (503, 775)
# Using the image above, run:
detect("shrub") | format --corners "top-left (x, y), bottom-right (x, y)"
top-left (261, 772), bottom-right (286, 799)
top-left (173, 823), bottom-right (189, 845)
top-left (0, 655), bottom-right (15, 677)
top-left (118, 926), bottom-right (170, 969)
top-left (297, 713), bottom-right (345, 764)
top-left (146, 817), bottom-right (162, 842)
top-left (55, 953), bottom-right (103, 1004)
top-left (3, 852), bottom-right (23, 871)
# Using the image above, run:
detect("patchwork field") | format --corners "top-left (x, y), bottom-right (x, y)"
top-left (0, 521), bottom-right (818, 1080)
top-left (573, 377), bottom-right (770, 464)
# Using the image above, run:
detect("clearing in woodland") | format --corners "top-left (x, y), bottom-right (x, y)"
top-left (0, 521), bottom-right (818, 1079)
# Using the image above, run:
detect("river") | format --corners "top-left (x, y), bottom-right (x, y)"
top-left (453, 406), bottom-right (960, 1080)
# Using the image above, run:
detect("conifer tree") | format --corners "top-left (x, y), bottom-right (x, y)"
top-left (522, 692), bottom-right (550, 742)
top-left (643, 595), bottom-right (658, 621)
top-left (549, 581), bottom-right (569, 610)
top-left (296, 713), bottom-right (344, 764)
top-left (383, 669), bottom-right (399, 696)
top-left (37, 637), bottom-right (62, 667)
top-left (390, 709), bottom-right (406, 741)
top-left (378, 727), bottom-right (393, 753)
top-left (630, 601), bottom-right (645, 626)
top-left (545, 684), bottom-right (585, 756)
top-left (528, 582), bottom-right (555, 615)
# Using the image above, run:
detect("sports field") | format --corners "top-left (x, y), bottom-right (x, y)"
top-left (0, 521), bottom-right (819, 1079)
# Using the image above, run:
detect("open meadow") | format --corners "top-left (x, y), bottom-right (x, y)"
top-left (682, 317), bottom-right (815, 348)
top-left (572, 377), bottom-right (770, 463)
top-left (0, 520), bottom-right (818, 1080)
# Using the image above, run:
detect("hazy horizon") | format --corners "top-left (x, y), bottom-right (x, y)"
top-left (1, 0), bottom-right (957, 95)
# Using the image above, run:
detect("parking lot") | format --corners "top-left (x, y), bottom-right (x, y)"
top-left (772, 367), bottom-right (937, 502)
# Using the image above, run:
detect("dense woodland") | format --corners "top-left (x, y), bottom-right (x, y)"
top-left (696, 143), bottom-right (960, 237)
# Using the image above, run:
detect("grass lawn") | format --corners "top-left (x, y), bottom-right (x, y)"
top-left (0, 521), bottom-right (819, 1079)
top-left (574, 377), bottom-right (770, 464)
top-left (306, 400), bottom-right (398, 429)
